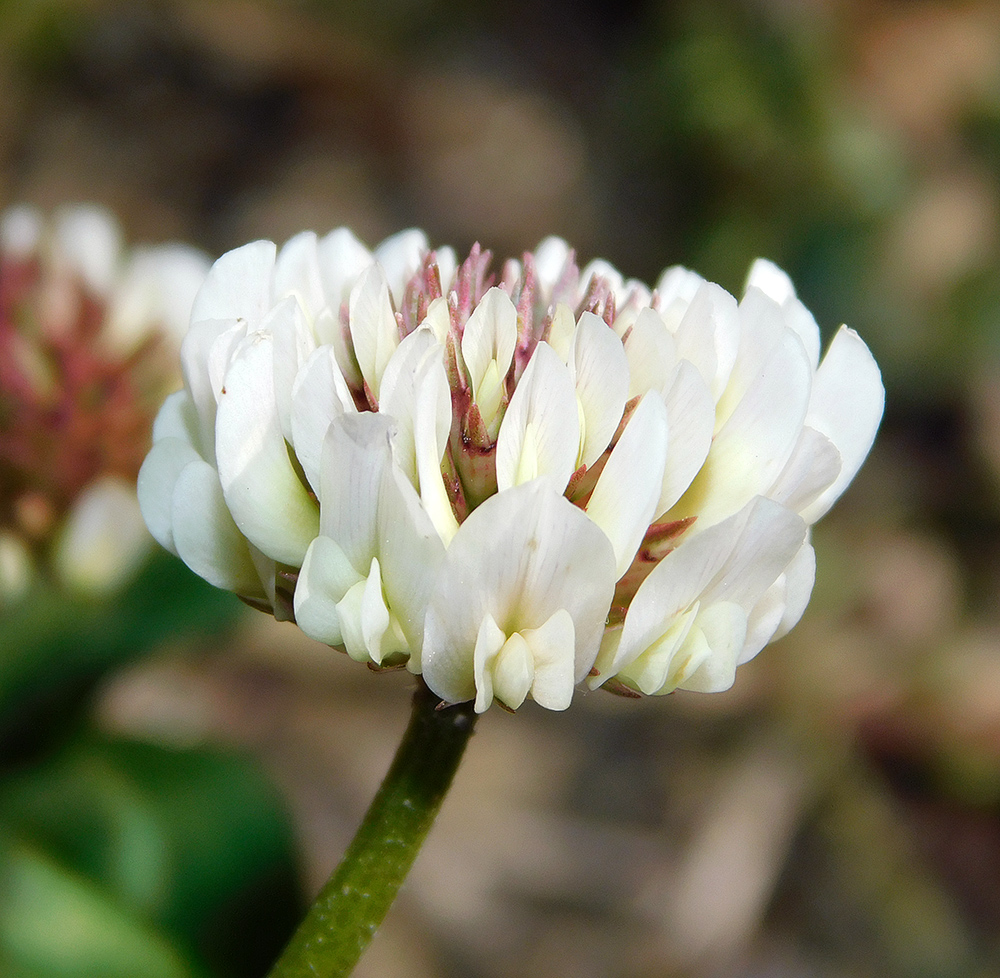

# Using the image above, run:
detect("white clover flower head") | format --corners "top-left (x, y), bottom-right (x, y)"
top-left (139, 228), bottom-right (884, 713)
top-left (0, 203), bottom-right (211, 596)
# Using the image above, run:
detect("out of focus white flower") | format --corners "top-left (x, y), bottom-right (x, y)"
top-left (140, 227), bottom-right (883, 712)
top-left (0, 204), bottom-right (210, 598)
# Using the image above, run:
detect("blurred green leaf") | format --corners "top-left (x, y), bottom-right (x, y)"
top-left (0, 736), bottom-right (300, 977)
top-left (0, 835), bottom-right (200, 978)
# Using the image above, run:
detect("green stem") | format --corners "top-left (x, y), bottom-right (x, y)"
top-left (266, 679), bottom-right (478, 978)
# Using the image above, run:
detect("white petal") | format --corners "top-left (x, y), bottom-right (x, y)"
top-left (318, 413), bottom-right (394, 571)
top-left (274, 230), bottom-right (325, 316)
top-left (655, 264), bottom-right (704, 314)
top-left (373, 228), bottom-right (428, 303)
top-left (190, 240), bottom-right (276, 328)
top-left (215, 333), bottom-right (319, 565)
top-left (150, 390), bottom-right (199, 447)
top-left (602, 497), bottom-right (803, 680)
top-left (624, 307), bottom-right (677, 399)
top-left (496, 342), bottom-right (580, 493)
top-left (422, 479), bottom-right (617, 705)
top-left (489, 633), bottom-right (534, 712)
top-left (290, 345), bottom-right (355, 495)
top-left (675, 329), bottom-right (811, 528)
top-left (700, 497), bottom-right (806, 610)
top-left (460, 287), bottom-right (517, 418)
top-left (586, 391), bottom-right (669, 578)
top-left (745, 258), bottom-right (796, 305)
top-left (379, 327), bottom-right (444, 485)
top-left (107, 244), bottom-right (209, 350)
top-left (524, 608), bottom-right (576, 711)
top-left (295, 536), bottom-right (360, 645)
top-left (137, 436), bottom-right (202, 554)
top-left (533, 236), bottom-right (573, 293)
top-left (55, 478), bottom-right (151, 596)
top-left (745, 259), bottom-right (821, 368)
top-left (768, 425), bottom-right (842, 514)
top-left (674, 282), bottom-right (740, 400)
top-left (545, 303), bottom-right (576, 362)
top-left (54, 205), bottom-right (122, 296)
top-left (180, 318), bottom-right (245, 457)
top-left (171, 458), bottom-right (266, 596)
top-left (656, 360), bottom-right (715, 516)
top-left (569, 312), bottom-right (629, 468)
top-left (361, 556), bottom-right (395, 663)
top-left (800, 326), bottom-right (884, 522)
top-left (472, 614), bottom-right (507, 713)
top-left (769, 540), bottom-right (816, 643)
top-left (293, 534), bottom-right (361, 646)
top-left (349, 263), bottom-right (399, 398)
top-left (268, 296), bottom-right (318, 443)
top-left (677, 601), bottom-right (748, 693)
top-left (377, 465), bottom-right (447, 669)
top-left (317, 227), bottom-right (372, 305)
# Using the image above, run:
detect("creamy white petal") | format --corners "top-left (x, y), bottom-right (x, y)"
top-left (496, 342), bottom-right (580, 493)
top-left (533, 236), bottom-right (573, 293)
top-left (55, 478), bottom-right (152, 596)
top-left (674, 329), bottom-right (811, 528)
top-left (268, 295), bottom-right (318, 443)
top-left (373, 228), bottom-right (428, 303)
top-left (460, 286), bottom-right (517, 424)
top-left (293, 534), bottom-right (361, 646)
top-left (409, 347), bottom-right (459, 544)
top-left (180, 318), bottom-right (244, 457)
top-left (190, 239), bottom-right (276, 327)
top-left (624, 307), bottom-right (677, 400)
top-left (586, 391), bottom-right (669, 578)
top-left (379, 327), bottom-right (444, 485)
top-left (768, 540), bottom-right (816, 644)
top-left (150, 389), bottom-right (200, 446)
top-left (569, 312), bottom-right (629, 468)
top-left (349, 263), bottom-right (399, 399)
top-left (545, 303), bottom-right (576, 361)
top-left (599, 497), bottom-right (803, 682)
top-left (214, 333), bottom-right (319, 565)
top-left (377, 465), bottom-right (447, 669)
top-left (676, 601), bottom-right (748, 693)
top-left (799, 325), bottom-right (884, 522)
top-left (137, 436), bottom-right (202, 554)
top-left (745, 258), bottom-right (821, 369)
top-left (274, 230), bottom-right (325, 316)
top-left (715, 288), bottom-right (789, 429)
top-left (171, 458), bottom-right (265, 595)
top-left (745, 258), bottom-right (796, 305)
top-left (674, 282), bottom-right (740, 400)
top-left (54, 205), bottom-right (122, 296)
top-left (422, 479), bottom-right (617, 706)
top-left (700, 497), bottom-right (806, 610)
top-left (656, 360), bottom-right (715, 517)
top-left (523, 609), bottom-right (576, 711)
top-left (107, 244), bottom-right (209, 350)
top-left (317, 227), bottom-right (372, 305)
top-left (318, 412), bottom-right (394, 571)
top-left (290, 345), bottom-right (355, 495)
top-left (768, 426), bottom-right (842, 515)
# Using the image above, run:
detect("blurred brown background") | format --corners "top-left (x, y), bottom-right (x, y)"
top-left (6, 1), bottom-right (1000, 976)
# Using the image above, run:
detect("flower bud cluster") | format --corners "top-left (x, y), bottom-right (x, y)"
top-left (139, 228), bottom-right (883, 712)
top-left (0, 205), bottom-right (209, 598)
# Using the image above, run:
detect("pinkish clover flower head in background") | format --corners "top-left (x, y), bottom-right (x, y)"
top-left (0, 204), bottom-right (210, 599)
top-left (138, 228), bottom-right (884, 712)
